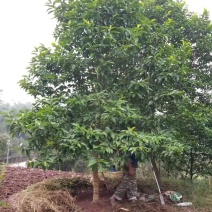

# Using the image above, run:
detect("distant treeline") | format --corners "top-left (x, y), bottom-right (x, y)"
top-left (0, 94), bottom-right (32, 158)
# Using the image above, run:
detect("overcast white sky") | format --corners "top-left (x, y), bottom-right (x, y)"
top-left (0, 0), bottom-right (212, 104)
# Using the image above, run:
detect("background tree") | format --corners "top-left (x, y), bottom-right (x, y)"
top-left (0, 90), bottom-right (32, 158)
top-left (121, 0), bottom-right (212, 180)
top-left (133, 0), bottom-right (212, 179)
top-left (0, 134), bottom-right (9, 157)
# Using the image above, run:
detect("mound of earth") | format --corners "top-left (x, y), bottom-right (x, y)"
top-left (0, 167), bottom-right (202, 212)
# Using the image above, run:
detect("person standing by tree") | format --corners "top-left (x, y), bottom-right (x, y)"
top-left (110, 153), bottom-right (138, 206)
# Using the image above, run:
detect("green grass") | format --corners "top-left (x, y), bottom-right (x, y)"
top-left (0, 200), bottom-right (10, 207)
top-left (0, 164), bottom-right (6, 187)
top-left (189, 177), bottom-right (212, 209)
top-left (135, 165), bottom-right (212, 210)
top-left (136, 174), bottom-right (212, 211)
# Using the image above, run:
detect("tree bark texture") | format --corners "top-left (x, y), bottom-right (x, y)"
top-left (92, 169), bottom-right (100, 203)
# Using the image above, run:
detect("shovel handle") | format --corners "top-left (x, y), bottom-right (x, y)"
top-left (150, 160), bottom-right (165, 205)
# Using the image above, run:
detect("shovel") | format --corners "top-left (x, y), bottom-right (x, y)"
top-left (150, 160), bottom-right (165, 205)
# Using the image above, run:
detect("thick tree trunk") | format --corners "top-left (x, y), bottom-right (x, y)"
top-left (92, 169), bottom-right (100, 203)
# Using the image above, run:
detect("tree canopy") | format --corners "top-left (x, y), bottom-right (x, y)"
top-left (7, 0), bottom-right (212, 201)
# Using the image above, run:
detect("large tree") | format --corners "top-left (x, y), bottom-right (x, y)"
top-left (7, 0), bottom-right (212, 201)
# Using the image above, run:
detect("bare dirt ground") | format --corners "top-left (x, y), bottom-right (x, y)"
top-left (0, 167), bottom-right (210, 212)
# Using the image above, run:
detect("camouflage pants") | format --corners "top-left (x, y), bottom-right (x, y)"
top-left (113, 170), bottom-right (137, 201)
